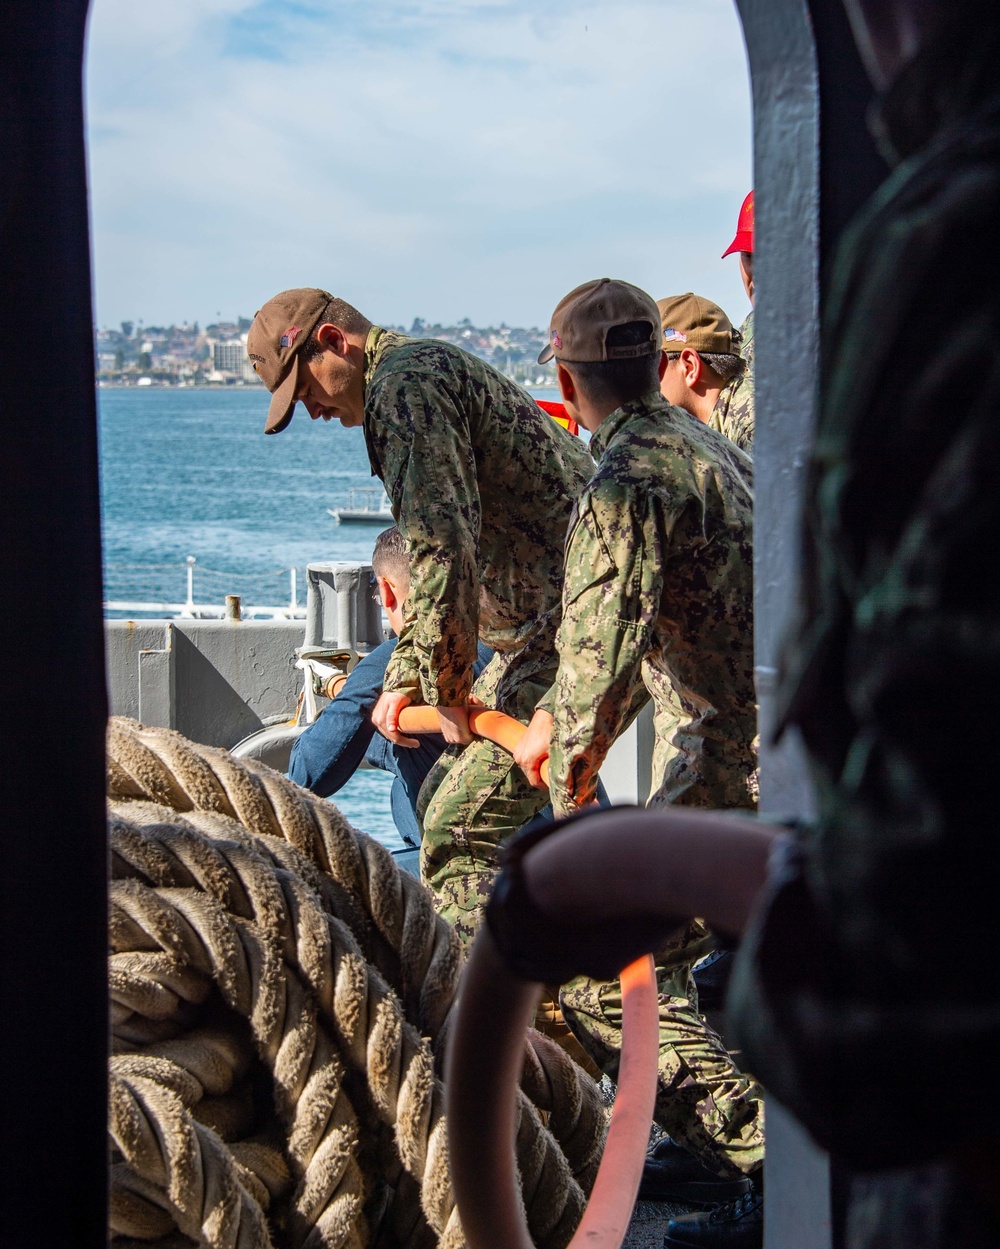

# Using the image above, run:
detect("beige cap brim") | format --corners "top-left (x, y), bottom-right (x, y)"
top-left (537, 342), bottom-right (555, 365)
top-left (264, 355), bottom-right (301, 435)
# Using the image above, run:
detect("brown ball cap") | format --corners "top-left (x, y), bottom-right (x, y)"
top-left (656, 293), bottom-right (739, 356)
top-left (246, 288), bottom-right (332, 434)
top-left (538, 278), bottom-right (660, 365)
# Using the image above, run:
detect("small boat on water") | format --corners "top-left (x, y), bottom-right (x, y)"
top-left (328, 487), bottom-right (394, 525)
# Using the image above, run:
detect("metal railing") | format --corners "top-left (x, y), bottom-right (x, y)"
top-left (103, 556), bottom-right (305, 619)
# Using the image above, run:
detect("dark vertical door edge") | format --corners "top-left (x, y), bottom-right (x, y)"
top-left (0, 1), bottom-right (109, 1242)
top-left (807, 0), bottom-right (890, 277)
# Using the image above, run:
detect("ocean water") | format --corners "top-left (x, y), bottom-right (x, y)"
top-left (98, 383), bottom-right (559, 849)
top-left (99, 387), bottom-right (390, 600)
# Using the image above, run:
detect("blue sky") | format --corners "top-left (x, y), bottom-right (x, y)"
top-left (85, 0), bottom-right (752, 331)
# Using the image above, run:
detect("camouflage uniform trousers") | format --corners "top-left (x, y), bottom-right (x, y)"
top-left (651, 696), bottom-right (760, 809)
top-left (417, 647), bottom-right (556, 955)
top-left (560, 941), bottom-right (765, 1178)
top-left (558, 747), bottom-right (764, 1178)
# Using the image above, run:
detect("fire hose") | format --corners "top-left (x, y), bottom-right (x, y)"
top-left (396, 704), bottom-right (659, 1249)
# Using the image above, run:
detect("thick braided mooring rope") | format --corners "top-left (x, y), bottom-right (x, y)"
top-left (108, 719), bottom-right (607, 1249)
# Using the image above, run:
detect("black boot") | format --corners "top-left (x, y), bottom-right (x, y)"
top-left (662, 1188), bottom-right (763, 1247)
top-left (639, 1138), bottom-right (751, 1205)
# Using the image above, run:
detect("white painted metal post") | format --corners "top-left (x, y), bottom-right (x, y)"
top-left (734, 1), bottom-right (832, 1245)
top-left (186, 556), bottom-right (196, 613)
top-left (599, 703), bottom-right (654, 805)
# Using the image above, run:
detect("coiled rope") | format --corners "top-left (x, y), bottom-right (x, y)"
top-left (107, 718), bottom-right (607, 1249)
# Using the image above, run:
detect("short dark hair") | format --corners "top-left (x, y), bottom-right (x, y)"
top-left (371, 525), bottom-right (409, 582)
top-left (563, 321), bottom-right (661, 408)
top-left (663, 351), bottom-right (744, 384)
top-left (300, 297), bottom-right (372, 361)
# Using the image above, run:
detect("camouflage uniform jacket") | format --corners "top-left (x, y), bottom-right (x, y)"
top-left (738, 308), bottom-right (755, 373)
top-left (708, 309), bottom-right (754, 455)
top-left (544, 392), bottom-right (756, 817)
top-left (361, 328), bottom-right (593, 707)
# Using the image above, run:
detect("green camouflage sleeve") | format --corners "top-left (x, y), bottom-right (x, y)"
top-left (377, 371), bottom-right (481, 707)
top-left (535, 682), bottom-right (556, 717)
top-left (710, 314), bottom-right (755, 455)
top-left (726, 384), bottom-right (755, 455)
top-left (738, 309), bottom-right (754, 373)
top-left (383, 613), bottom-right (422, 701)
top-left (548, 485), bottom-right (665, 817)
top-left (729, 312), bottom-right (755, 454)
top-left (712, 372), bottom-right (754, 455)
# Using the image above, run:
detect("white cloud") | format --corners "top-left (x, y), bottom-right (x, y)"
top-left (85, 0), bottom-right (752, 328)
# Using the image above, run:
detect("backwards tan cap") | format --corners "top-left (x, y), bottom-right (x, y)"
top-left (538, 278), bottom-right (660, 365)
top-left (246, 288), bottom-right (332, 434)
top-left (656, 293), bottom-right (740, 355)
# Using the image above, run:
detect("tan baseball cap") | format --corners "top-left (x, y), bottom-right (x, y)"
top-left (247, 288), bottom-right (332, 434)
top-left (538, 278), bottom-right (660, 365)
top-left (656, 294), bottom-right (740, 355)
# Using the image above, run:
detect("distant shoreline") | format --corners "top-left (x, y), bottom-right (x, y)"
top-left (97, 380), bottom-right (264, 389)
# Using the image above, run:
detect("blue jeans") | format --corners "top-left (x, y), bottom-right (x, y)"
top-left (288, 637), bottom-right (492, 847)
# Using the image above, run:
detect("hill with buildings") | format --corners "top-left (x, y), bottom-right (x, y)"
top-left (95, 317), bottom-right (556, 388)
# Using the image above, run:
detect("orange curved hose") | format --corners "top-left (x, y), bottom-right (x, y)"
top-left (567, 955), bottom-right (659, 1247)
top-left (414, 702), bottom-right (659, 1247)
top-left (397, 704), bottom-right (550, 786)
top-left (446, 939), bottom-right (659, 1249)
top-left (395, 704), bottom-right (451, 735)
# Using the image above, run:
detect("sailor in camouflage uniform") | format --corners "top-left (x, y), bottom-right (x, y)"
top-left (245, 288), bottom-right (593, 950)
top-left (656, 293), bottom-right (754, 455)
top-left (645, 292), bottom-right (756, 804)
top-left (718, 190), bottom-right (756, 455)
top-left (514, 279), bottom-right (763, 1186)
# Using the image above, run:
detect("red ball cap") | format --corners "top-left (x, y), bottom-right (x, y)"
top-left (722, 190), bottom-right (754, 258)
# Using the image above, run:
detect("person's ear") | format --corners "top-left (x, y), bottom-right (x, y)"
top-left (680, 348), bottom-right (702, 387)
top-left (315, 323), bottom-right (349, 356)
top-left (556, 362), bottom-right (576, 404)
top-left (657, 350), bottom-right (668, 381)
top-left (377, 575), bottom-right (397, 612)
